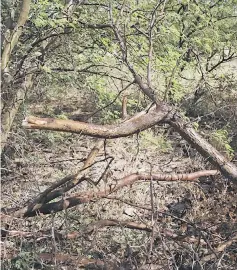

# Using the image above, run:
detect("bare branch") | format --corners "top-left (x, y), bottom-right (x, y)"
top-left (201, 233), bottom-right (237, 263)
top-left (51, 65), bottom-right (131, 82)
top-left (19, 169), bottom-right (218, 217)
top-left (78, 20), bottom-right (111, 29)
top-left (15, 140), bottom-right (105, 216)
top-left (22, 103), bottom-right (170, 138)
top-left (88, 81), bottom-right (133, 120)
top-left (147, 1), bottom-right (164, 87)
top-left (169, 118), bottom-right (237, 182)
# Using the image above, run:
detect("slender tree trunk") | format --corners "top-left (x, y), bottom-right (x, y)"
top-left (1, 74), bottom-right (33, 154)
top-left (1, 0), bottom-right (31, 154)
top-left (1, 0), bottom-right (31, 73)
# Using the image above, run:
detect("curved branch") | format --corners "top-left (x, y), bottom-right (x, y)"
top-left (23, 101), bottom-right (237, 183)
top-left (22, 104), bottom-right (171, 138)
top-left (22, 103), bottom-right (237, 183)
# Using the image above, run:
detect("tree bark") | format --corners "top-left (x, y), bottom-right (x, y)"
top-left (1, 0), bottom-right (31, 154)
top-left (13, 170), bottom-right (214, 217)
top-left (168, 118), bottom-right (237, 182)
top-left (1, 0), bottom-right (31, 72)
top-left (1, 74), bottom-right (33, 154)
top-left (22, 103), bottom-right (171, 138)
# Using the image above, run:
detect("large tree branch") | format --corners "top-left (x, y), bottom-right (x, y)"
top-left (23, 103), bottom-right (171, 138)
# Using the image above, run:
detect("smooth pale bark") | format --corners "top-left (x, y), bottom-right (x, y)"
top-left (1, 0), bottom-right (31, 154)
top-left (23, 103), bottom-right (171, 138)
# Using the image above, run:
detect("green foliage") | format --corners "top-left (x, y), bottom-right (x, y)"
top-left (193, 122), bottom-right (199, 131)
top-left (30, 0), bottom-right (73, 29)
top-left (210, 129), bottom-right (234, 159)
top-left (30, 130), bottom-right (71, 147)
top-left (140, 130), bottom-right (172, 153)
top-left (2, 0), bottom-right (237, 147)
top-left (87, 76), bottom-right (121, 123)
top-left (6, 252), bottom-right (35, 270)
top-left (56, 113), bottom-right (68, 120)
top-left (26, 0), bottom-right (237, 111)
top-left (168, 79), bottom-right (186, 102)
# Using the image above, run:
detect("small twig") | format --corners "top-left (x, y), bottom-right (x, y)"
top-left (148, 166), bottom-right (155, 262)
top-left (51, 214), bottom-right (57, 266)
top-left (201, 233), bottom-right (237, 263)
top-left (94, 156), bottom-right (114, 186)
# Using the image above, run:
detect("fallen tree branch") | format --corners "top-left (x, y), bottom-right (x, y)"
top-left (85, 219), bottom-right (152, 234)
top-left (1, 251), bottom-right (105, 268)
top-left (169, 118), bottom-right (237, 182)
top-left (66, 219), bottom-right (207, 246)
top-left (0, 219), bottom-right (204, 246)
top-left (16, 170), bottom-right (219, 217)
top-left (22, 104), bottom-right (237, 182)
top-left (14, 140), bottom-right (105, 217)
top-left (38, 253), bottom-right (104, 267)
top-left (22, 103), bottom-right (171, 137)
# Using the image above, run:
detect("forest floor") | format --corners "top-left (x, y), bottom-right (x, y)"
top-left (1, 87), bottom-right (237, 270)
